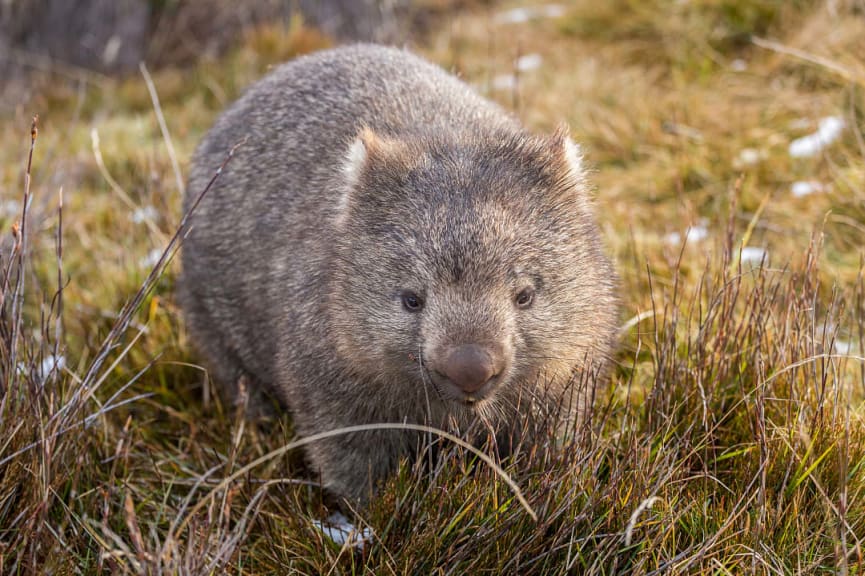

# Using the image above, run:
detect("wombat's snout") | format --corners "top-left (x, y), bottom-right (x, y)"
top-left (430, 343), bottom-right (507, 398)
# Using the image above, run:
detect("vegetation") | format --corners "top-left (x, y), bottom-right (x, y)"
top-left (1, 0), bottom-right (863, 573)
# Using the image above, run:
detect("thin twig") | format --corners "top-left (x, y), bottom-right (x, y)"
top-left (48, 138), bottom-right (245, 435)
top-left (52, 187), bottom-right (63, 372)
top-left (8, 115), bottom-right (38, 392)
top-left (140, 62), bottom-right (185, 196)
top-left (90, 128), bottom-right (165, 242)
top-left (174, 421), bottom-right (538, 540)
top-left (752, 36), bottom-right (865, 87)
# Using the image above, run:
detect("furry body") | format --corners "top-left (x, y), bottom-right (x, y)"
top-left (181, 44), bottom-right (618, 502)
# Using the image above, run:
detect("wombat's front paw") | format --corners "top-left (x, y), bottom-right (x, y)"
top-left (232, 375), bottom-right (279, 422)
top-left (309, 429), bottom-right (408, 506)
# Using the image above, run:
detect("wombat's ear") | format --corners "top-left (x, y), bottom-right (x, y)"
top-left (336, 127), bottom-right (403, 228)
top-left (340, 126), bottom-right (406, 186)
top-left (341, 127), bottom-right (376, 190)
top-left (549, 123), bottom-right (584, 182)
top-left (336, 134), bottom-right (366, 228)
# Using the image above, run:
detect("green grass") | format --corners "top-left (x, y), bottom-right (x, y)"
top-left (1, 0), bottom-right (864, 573)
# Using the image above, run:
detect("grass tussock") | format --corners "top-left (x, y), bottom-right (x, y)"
top-left (1, 0), bottom-right (864, 573)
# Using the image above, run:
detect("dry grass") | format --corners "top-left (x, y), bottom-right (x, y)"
top-left (1, 0), bottom-right (864, 573)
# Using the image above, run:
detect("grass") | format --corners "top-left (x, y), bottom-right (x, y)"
top-left (1, 0), bottom-right (864, 573)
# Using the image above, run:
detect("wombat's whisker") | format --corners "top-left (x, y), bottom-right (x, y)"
top-left (416, 345), bottom-right (439, 422)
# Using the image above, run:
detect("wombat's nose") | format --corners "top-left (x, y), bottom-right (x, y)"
top-left (442, 344), bottom-right (501, 394)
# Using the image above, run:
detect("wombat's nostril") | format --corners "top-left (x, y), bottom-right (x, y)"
top-left (441, 344), bottom-right (501, 394)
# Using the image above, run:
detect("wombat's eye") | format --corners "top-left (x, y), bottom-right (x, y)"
top-left (401, 291), bottom-right (424, 312)
top-left (515, 287), bottom-right (535, 309)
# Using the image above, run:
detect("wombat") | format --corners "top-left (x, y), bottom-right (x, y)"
top-left (180, 44), bottom-right (618, 504)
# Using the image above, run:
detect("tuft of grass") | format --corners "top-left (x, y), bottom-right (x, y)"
top-left (1, 0), bottom-right (864, 573)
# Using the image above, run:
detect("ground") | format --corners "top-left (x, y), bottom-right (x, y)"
top-left (0, 0), bottom-right (863, 573)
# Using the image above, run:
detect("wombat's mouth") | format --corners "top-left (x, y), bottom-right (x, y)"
top-left (427, 369), bottom-right (505, 407)
top-left (415, 353), bottom-right (508, 410)
top-left (416, 342), bottom-right (511, 408)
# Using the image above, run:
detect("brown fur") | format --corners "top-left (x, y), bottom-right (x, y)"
top-left (180, 44), bottom-right (618, 504)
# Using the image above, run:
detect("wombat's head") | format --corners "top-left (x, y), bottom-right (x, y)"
top-left (329, 126), bottom-right (617, 416)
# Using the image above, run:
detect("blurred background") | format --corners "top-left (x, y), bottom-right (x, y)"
top-left (0, 0), bottom-right (444, 75)
top-left (0, 2), bottom-right (864, 572)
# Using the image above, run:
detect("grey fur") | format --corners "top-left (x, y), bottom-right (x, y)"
top-left (180, 44), bottom-right (618, 504)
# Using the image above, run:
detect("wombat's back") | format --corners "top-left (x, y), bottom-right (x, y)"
top-left (180, 44), bottom-right (518, 391)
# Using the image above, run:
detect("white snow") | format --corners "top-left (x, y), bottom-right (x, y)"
top-left (495, 4), bottom-right (565, 24)
top-left (493, 74), bottom-right (518, 91)
top-left (664, 223), bottom-right (709, 246)
top-left (815, 322), bottom-right (859, 355)
top-left (18, 354), bottom-right (66, 384)
top-left (491, 54), bottom-right (543, 91)
top-left (492, 54), bottom-right (543, 91)
top-left (791, 181), bottom-right (828, 198)
top-left (834, 339), bottom-right (855, 355)
top-left (540, 3), bottom-right (567, 16)
top-left (132, 205), bottom-right (159, 224)
top-left (40, 355), bottom-right (65, 381)
top-left (663, 232), bottom-right (682, 245)
top-left (733, 147), bottom-right (766, 169)
top-left (788, 116), bottom-right (846, 158)
top-left (139, 248), bottom-right (164, 269)
top-left (312, 512), bottom-right (372, 550)
top-left (1, 200), bottom-right (21, 217)
top-left (740, 246), bottom-right (767, 265)
top-left (516, 53), bottom-right (543, 72)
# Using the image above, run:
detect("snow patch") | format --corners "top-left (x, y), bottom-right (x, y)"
top-left (132, 205), bottom-right (158, 224)
top-left (733, 147), bottom-right (767, 169)
top-left (493, 74), bottom-right (517, 91)
top-left (139, 248), bottom-right (164, 269)
top-left (834, 339), bottom-right (856, 355)
top-left (788, 116), bottom-right (846, 158)
top-left (1, 200), bottom-right (21, 217)
top-left (495, 4), bottom-right (565, 24)
top-left (516, 53), bottom-right (543, 72)
top-left (492, 54), bottom-right (544, 91)
top-left (312, 512), bottom-right (372, 550)
top-left (730, 59), bottom-right (748, 71)
top-left (740, 246), bottom-right (767, 265)
top-left (791, 181), bottom-right (828, 198)
top-left (664, 222), bottom-right (709, 246)
top-left (818, 323), bottom-right (859, 355)
top-left (18, 354), bottom-right (66, 384)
